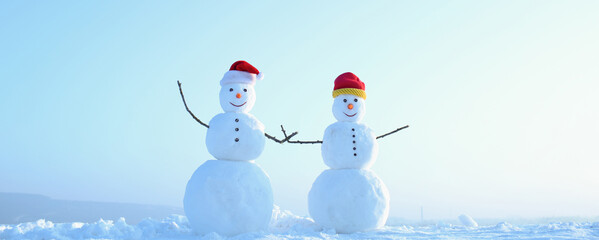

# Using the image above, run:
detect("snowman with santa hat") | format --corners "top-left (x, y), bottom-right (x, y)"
top-left (282, 72), bottom-right (408, 233)
top-left (177, 61), bottom-right (296, 236)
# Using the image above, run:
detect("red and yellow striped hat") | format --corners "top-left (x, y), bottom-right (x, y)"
top-left (332, 72), bottom-right (366, 99)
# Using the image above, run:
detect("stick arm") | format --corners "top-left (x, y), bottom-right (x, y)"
top-left (177, 81), bottom-right (209, 128)
top-left (376, 125), bottom-right (409, 139)
top-left (179, 81), bottom-right (299, 143)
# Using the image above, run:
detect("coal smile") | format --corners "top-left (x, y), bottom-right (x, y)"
top-left (230, 102), bottom-right (247, 107)
top-left (344, 112), bottom-right (357, 117)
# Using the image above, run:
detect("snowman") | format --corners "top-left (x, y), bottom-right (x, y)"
top-left (283, 72), bottom-right (408, 233)
top-left (177, 61), bottom-right (295, 236)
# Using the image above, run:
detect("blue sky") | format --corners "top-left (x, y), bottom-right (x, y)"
top-left (1, 1), bottom-right (598, 220)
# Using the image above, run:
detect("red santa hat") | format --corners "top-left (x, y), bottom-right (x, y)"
top-left (220, 60), bottom-right (264, 86)
top-left (332, 72), bottom-right (366, 99)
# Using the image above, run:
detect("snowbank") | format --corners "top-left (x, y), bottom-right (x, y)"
top-left (0, 215), bottom-right (190, 240)
top-left (458, 214), bottom-right (478, 227)
top-left (2, 208), bottom-right (599, 240)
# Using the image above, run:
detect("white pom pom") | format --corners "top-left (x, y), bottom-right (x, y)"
top-left (257, 72), bottom-right (264, 81)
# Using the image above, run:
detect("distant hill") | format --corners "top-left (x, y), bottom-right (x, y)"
top-left (0, 192), bottom-right (183, 224)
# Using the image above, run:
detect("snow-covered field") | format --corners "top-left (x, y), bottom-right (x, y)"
top-left (2, 206), bottom-right (599, 240)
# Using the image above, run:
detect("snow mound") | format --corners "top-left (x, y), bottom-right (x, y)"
top-left (269, 205), bottom-right (319, 233)
top-left (493, 221), bottom-right (521, 232)
top-left (458, 214), bottom-right (478, 227)
top-left (0, 215), bottom-right (191, 240)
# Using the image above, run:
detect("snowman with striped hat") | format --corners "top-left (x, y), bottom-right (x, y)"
top-left (284, 72), bottom-right (408, 233)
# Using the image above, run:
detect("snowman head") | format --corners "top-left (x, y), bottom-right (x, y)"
top-left (331, 72), bottom-right (367, 122)
top-left (218, 60), bottom-right (263, 113)
top-left (332, 94), bottom-right (366, 122)
top-left (219, 83), bottom-right (256, 113)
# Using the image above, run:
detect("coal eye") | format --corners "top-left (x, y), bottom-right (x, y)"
top-left (229, 88), bottom-right (233, 92)
top-left (243, 89), bottom-right (247, 92)
top-left (354, 98), bottom-right (357, 102)
top-left (343, 99), bottom-right (347, 103)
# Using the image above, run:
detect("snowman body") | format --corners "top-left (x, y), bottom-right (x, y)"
top-left (183, 64), bottom-right (273, 236)
top-left (184, 159), bottom-right (273, 236)
top-left (206, 112), bottom-right (265, 161)
top-left (322, 121), bottom-right (378, 169)
top-left (309, 77), bottom-right (390, 233)
top-left (309, 168), bottom-right (388, 233)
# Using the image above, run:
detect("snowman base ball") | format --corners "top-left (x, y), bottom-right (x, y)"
top-left (184, 160), bottom-right (273, 236)
top-left (308, 169), bottom-right (390, 233)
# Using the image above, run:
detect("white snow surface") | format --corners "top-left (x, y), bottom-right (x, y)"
top-left (183, 160), bottom-right (273, 236)
top-left (321, 122), bottom-right (378, 169)
top-left (206, 112), bottom-right (265, 161)
top-left (3, 208), bottom-right (599, 240)
top-left (308, 169), bottom-right (389, 233)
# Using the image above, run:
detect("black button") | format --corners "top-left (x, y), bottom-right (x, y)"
top-left (354, 153), bottom-right (357, 156)
top-left (352, 135), bottom-right (355, 138)
top-left (235, 138), bottom-right (239, 142)
top-left (235, 128), bottom-right (239, 131)
top-left (353, 147), bottom-right (356, 150)
top-left (235, 118), bottom-right (239, 122)
top-left (352, 128), bottom-right (355, 131)
top-left (352, 140), bottom-right (356, 143)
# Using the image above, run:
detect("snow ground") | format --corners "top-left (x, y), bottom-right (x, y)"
top-left (2, 206), bottom-right (599, 240)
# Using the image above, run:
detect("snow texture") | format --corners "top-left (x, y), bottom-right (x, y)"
top-left (308, 169), bottom-right (390, 233)
top-left (3, 209), bottom-right (599, 240)
top-left (206, 112), bottom-right (265, 161)
top-left (321, 121), bottom-right (378, 169)
top-left (459, 214), bottom-right (479, 227)
top-left (183, 160), bottom-right (273, 236)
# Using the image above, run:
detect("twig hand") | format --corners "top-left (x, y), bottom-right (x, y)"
top-left (177, 81), bottom-right (209, 128)
top-left (281, 125), bottom-right (323, 144)
top-left (265, 130), bottom-right (297, 144)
